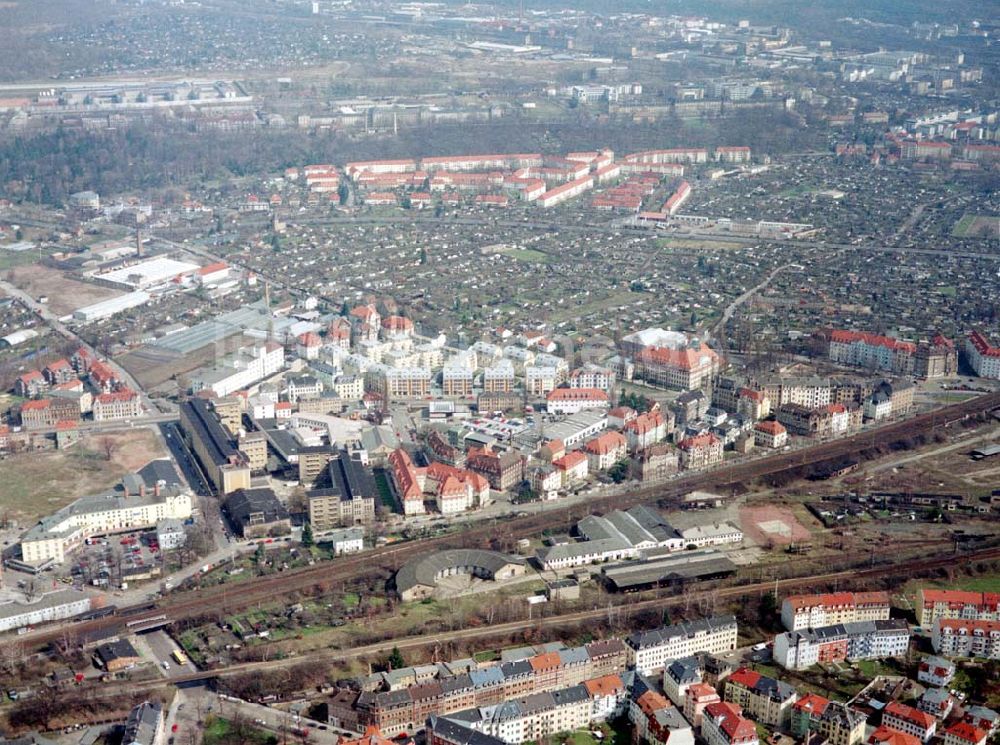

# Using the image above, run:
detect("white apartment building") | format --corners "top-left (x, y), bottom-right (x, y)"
top-left (527, 366), bottom-right (559, 396)
top-left (626, 616), bottom-right (738, 675)
top-left (678, 523), bottom-right (743, 548)
top-left (569, 364), bottom-right (616, 392)
top-left (964, 331), bottom-right (1000, 379)
top-left (882, 702), bottom-right (937, 743)
top-left (21, 488), bottom-right (193, 563)
top-left (191, 342), bottom-right (285, 397)
top-left (92, 389), bottom-right (143, 422)
top-left (781, 592), bottom-right (891, 631)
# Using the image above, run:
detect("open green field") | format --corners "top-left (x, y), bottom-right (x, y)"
top-left (900, 573), bottom-right (1000, 609)
top-left (203, 716), bottom-right (277, 745)
top-left (951, 213), bottom-right (999, 238)
top-left (658, 237), bottom-right (747, 251)
top-left (0, 428), bottom-right (165, 523)
top-left (497, 246), bottom-right (552, 264)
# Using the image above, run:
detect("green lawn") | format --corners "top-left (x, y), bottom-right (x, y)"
top-left (373, 470), bottom-right (397, 511)
top-left (203, 716), bottom-right (277, 745)
top-left (497, 247), bottom-right (552, 264)
top-left (951, 213), bottom-right (976, 237)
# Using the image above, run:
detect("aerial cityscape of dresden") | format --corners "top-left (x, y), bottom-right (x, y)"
top-left (0, 0), bottom-right (998, 744)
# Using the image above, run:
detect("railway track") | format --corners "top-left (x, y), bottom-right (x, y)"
top-left (90, 542), bottom-right (1000, 696)
top-left (22, 391), bottom-right (1000, 648)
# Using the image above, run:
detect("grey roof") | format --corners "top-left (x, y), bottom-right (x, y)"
top-left (359, 425), bottom-right (399, 452)
top-left (752, 675), bottom-right (797, 702)
top-left (551, 684), bottom-right (590, 706)
top-left (223, 488), bottom-right (289, 529)
top-left (627, 615), bottom-right (737, 651)
top-left (536, 535), bottom-right (632, 565)
top-left (558, 646), bottom-right (590, 666)
top-left (626, 504), bottom-right (680, 542)
top-left (181, 398), bottom-right (240, 466)
top-left (123, 701), bottom-right (162, 745)
top-left (606, 510), bottom-right (658, 546)
top-left (666, 659), bottom-right (701, 685)
top-left (395, 549), bottom-right (526, 595)
top-left (920, 687), bottom-right (951, 705)
top-left (500, 659), bottom-right (533, 679)
top-left (603, 550), bottom-right (737, 590)
top-left (469, 667), bottom-right (505, 687)
top-left (652, 704), bottom-right (690, 731)
top-left (95, 639), bottom-right (140, 665)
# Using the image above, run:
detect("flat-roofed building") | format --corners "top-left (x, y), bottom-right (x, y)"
top-left (179, 398), bottom-right (251, 495)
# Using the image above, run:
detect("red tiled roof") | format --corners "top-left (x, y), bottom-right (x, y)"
top-left (583, 674), bottom-right (624, 698)
top-left (678, 433), bottom-right (721, 450)
top-left (754, 420), bottom-right (786, 436)
top-left (727, 668), bottom-right (761, 689)
top-left (885, 701), bottom-right (936, 730)
top-left (830, 329), bottom-right (916, 353)
top-left (968, 331), bottom-right (1000, 359)
top-left (583, 431), bottom-right (626, 455)
top-left (794, 693), bottom-right (831, 717)
top-left (638, 343), bottom-right (720, 371)
top-left (553, 451), bottom-right (587, 470)
top-left (21, 399), bottom-right (51, 411)
top-left (869, 726), bottom-right (922, 745)
top-left (945, 723), bottom-right (988, 744)
top-left (96, 388), bottom-right (138, 404)
top-left (197, 261), bottom-right (228, 275)
top-left (624, 411), bottom-right (665, 434)
top-left (547, 387), bottom-right (609, 402)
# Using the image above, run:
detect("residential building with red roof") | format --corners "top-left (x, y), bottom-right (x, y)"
top-left (677, 433), bottom-right (723, 471)
top-left (781, 591), bottom-right (891, 631)
top-left (382, 315), bottom-right (415, 341)
top-left (92, 388), bottom-right (142, 422)
top-left (932, 618), bottom-right (1000, 659)
top-left (296, 332), bottom-right (323, 360)
top-left (883, 702), bottom-right (937, 743)
top-left (43, 358), bottom-right (75, 385)
top-left (791, 694), bottom-right (866, 745)
top-left (869, 726), bottom-right (922, 745)
top-left (684, 683), bottom-right (721, 728)
top-left (944, 723), bottom-right (988, 745)
top-left (546, 387), bottom-right (610, 415)
top-left (753, 420), bottom-right (787, 449)
top-left (629, 688), bottom-right (693, 745)
top-left (14, 369), bottom-right (47, 398)
top-left (723, 668), bottom-right (798, 728)
top-left (552, 450), bottom-right (588, 486)
top-left (623, 410), bottom-right (668, 451)
top-left (827, 328), bottom-right (956, 379)
top-left (918, 588), bottom-right (1000, 627)
top-left (19, 398), bottom-right (81, 430)
top-left (635, 343), bottom-right (722, 391)
top-left (466, 445), bottom-right (525, 491)
top-left (88, 360), bottom-right (120, 393)
top-left (702, 701), bottom-right (758, 745)
top-left (964, 330), bottom-right (1000, 380)
top-left (388, 447), bottom-right (494, 516)
top-left (582, 430), bottom-right (627, 471)
top-left (607, 406), bottom-right (638, 429)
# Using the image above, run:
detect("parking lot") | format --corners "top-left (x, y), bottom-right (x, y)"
top-left (69, 529), bottom-right (164, 590)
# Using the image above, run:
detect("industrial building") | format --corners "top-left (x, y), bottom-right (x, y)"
top-left (72, 291), bottom-right (150, 322)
